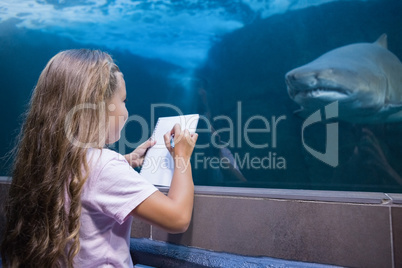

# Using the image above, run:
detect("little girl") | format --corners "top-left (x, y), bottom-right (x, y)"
top-left (1, 49), bottom-right (198, 267)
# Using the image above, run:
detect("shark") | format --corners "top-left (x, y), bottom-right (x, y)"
top-left (285, 34), bottom-right (402, 123)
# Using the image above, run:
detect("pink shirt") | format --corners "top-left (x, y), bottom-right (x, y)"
top-left (72, 148), bottom-right (158, 267)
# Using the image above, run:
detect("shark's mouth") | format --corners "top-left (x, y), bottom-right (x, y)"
top-left (290, 86), bottom-right (350, 99)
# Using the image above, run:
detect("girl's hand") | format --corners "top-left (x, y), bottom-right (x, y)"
top-left (132, 124), bottom-right (198, 233)
top-left (125, 139), bottom-right (156, 168)
top-left (164, 123), bottom-right (198, 160)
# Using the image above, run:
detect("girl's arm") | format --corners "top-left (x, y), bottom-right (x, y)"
top-left (130, 124), bottom-right (198, 233)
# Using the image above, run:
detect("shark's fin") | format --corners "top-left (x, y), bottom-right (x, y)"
top-left (375, 33), bottom-right (388, 49)
top-left (385, 110), bottom-right (402, 122)
top-left (380, 103), bottom-right (402, 122)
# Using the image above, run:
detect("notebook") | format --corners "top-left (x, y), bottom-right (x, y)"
top-left (140, 114), bottom-right (199, 186)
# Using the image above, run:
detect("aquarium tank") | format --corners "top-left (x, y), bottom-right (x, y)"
top-left (1, 0), bottom-right (402, 193)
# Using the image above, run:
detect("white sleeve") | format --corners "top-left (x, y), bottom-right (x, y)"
top-left (89, 155), bottom-right (158, 225)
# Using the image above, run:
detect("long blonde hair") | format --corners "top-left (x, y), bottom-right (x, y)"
top-left (1, 49), bottom-right (120, 267)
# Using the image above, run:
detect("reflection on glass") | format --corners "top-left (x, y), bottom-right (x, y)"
top-left (1, 0), bottom-right (401, 192)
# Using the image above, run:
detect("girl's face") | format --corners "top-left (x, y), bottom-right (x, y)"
top-left (106, 72), bottom-right (128, 144)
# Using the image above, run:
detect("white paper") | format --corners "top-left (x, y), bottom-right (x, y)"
top-left (140, 114), bottom-right (199, 186)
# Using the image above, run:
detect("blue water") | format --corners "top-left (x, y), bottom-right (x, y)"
top-left (1, 0), bottom-right (402, 192)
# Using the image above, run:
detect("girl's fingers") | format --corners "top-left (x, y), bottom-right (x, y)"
top-left (138, 156), bottom-right (145, 166)
top-left (163, 125), bottom-right (198, 152)
top-left (170, 124), bottom-right (183, 147)
top-left (148, 139), bottom-right (156, 148)
top-left (164, 131), bottom-right (172, 151)
top-left (191, 133), bottom-right (199, 144)
top-left (171, 123), bottom-right (182, 136)
top-left (142, 139), bottom-right (156, 149)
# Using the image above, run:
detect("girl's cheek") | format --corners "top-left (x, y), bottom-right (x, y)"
top-left (122, 108), bottom-right (128, 126)
top-left (124, 107), bottom-right (128, 121)
top-left (119, 109), bottom-right (128, 131)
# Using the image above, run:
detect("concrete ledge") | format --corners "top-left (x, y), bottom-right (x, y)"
top-left (1, 180), bottom-right (401, 266)
top-left (195, 186), bottom-right (394, 204)
top-left (130, 238), bottom-right (339, 268)
top-left (159, 185), bottom-right (394, 204)
top-left (148, 186), bottom-right (400, 267)
top-left (0, 177), bottom-right (11, 183)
